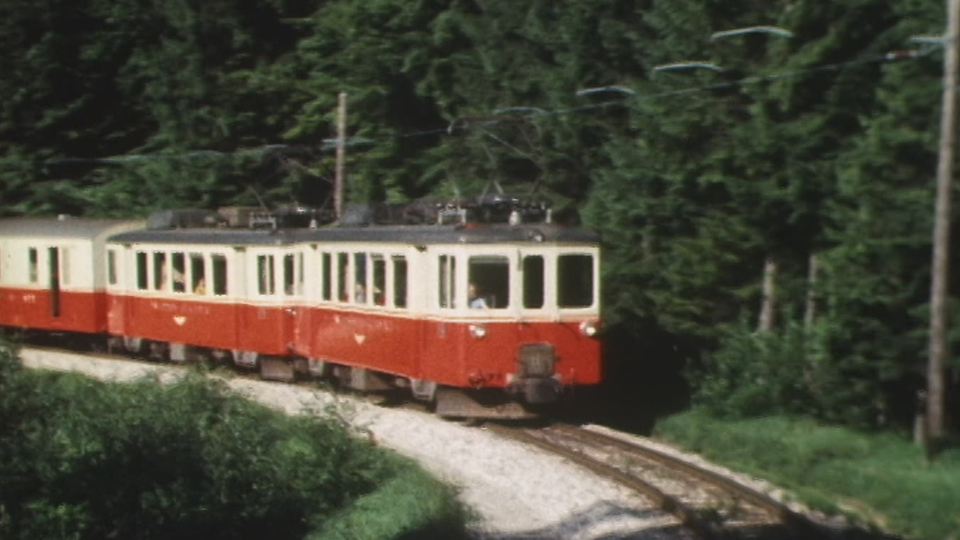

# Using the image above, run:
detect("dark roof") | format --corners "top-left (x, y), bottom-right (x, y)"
top-left (0, 218), bottom-right (142, 240)
top-left (109, 223), bottom-right (599, 247)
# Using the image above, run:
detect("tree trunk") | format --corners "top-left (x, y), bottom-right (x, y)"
top-left (804, 253), bottom-right (818, 329)
top-left (757, 258), bottom-right (777, 332)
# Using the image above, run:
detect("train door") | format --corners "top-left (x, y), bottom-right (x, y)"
top-left (281, 248), bottom-right (305, 346)
top-left (48, 247), bottom-right (61, 318)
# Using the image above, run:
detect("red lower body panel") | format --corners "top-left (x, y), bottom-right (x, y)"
top-left (0, 287), bottom-right (107, 334)
top-left (109, 295), bottom-right (291, 355)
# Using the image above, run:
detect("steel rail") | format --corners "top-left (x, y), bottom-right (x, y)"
top-left (484, 423), bottom-right (724, 540)
top-left (550, 423), bottom-right (823, 538)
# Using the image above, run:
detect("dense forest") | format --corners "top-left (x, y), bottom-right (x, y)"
top-left (0, 0), bottom-right (955, 434)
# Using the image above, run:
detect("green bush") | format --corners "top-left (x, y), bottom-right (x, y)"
top-left (0, 347), bottom-right (465, 540)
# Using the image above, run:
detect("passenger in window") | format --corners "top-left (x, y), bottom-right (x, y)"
top-left (354, 283), bottom-right (366, 303)
top-left (468, 282), bottom-right (488, 309)
top-left (194, 277), bottom-right (206, 295)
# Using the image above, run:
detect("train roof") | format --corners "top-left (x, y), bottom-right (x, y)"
top-left (0, 217), bottom-right (144, 241)
top-left (108, 222), bottom-right (600, 247)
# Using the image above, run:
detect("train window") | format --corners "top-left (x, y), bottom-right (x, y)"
top-left (468, 256), bottom-right (509, 309)
top-left (558, 254), bottom-right (594, 308)
top-left (283, 254), bottom-right (295, 296)
top-left (297, 253), bottom-right (304, 296)
top-left (393, 255), bottom-right (407, 309)
top-left (136, 252), bottom-right (148, 290)
top-left (438, 255), bottom-right (456, 309)
top-left (153, 252), bottom-right (167, 290)
top-left (190, 253), bottom-right (205, 294)
top-left (522, 255), bottom-right (545, 309)
top-left (337, 253), bottom-right (348, 302)
top-left (258, 254), bottom-right (275, 295)
top-left (171, 252), bottom-right (186, 293)
top-left (321, 252), bottom-right (332, 301)
top-left (61, 248), bottom-right (71, 286)
top-left (212, 254), bottom-right (227, 296)
top-left (108, 250), bottom-right (118, 286)
top-left (28, 247), bottom-right (38, 283)
top-left (354, 253), bottom-right (368, 303)
top-left (372, 255), bottom-right (386, 306)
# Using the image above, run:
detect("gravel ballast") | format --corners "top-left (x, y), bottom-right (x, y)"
top-left (19, 348), bottom-right (689, 540)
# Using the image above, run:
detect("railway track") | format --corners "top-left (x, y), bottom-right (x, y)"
top-left (484, 422), bottom-right (827, 540)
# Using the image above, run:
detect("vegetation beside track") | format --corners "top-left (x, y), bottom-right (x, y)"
top-left (0, 344), bottom-right (467, 540)
top-left (653, 410), bottom-right (960, 540)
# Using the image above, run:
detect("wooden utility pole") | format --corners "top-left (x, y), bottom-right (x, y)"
top-left (927, 0), bottom-right (960, 445)
top-left (334, 92), bottom-right (347, 220)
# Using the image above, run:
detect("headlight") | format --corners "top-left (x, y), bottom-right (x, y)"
top-left (579, 320), bottom-right (599, 337)
top-left (469, 323), bottom-right (487, 339)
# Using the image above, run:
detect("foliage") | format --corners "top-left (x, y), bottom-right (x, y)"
top-left (0, 349), bottom-right (464, 540)
top-left (1, 0), bottom-right (958, 434)
top-left (654, 411), bottom-right (960, 540)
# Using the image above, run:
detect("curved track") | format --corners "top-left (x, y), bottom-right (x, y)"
top-left (485, 422), bottom-right (826, 540)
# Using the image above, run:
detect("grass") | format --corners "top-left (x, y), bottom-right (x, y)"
top-left (653, 410), bottom-right (960, 540)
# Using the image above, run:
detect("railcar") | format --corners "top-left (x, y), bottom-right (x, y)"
top-left (0, 217), bottom-right (142, 334)
top-left (0, 202), bottom-right (602, 418)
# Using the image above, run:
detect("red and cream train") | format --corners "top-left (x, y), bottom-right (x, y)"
top-left (0, 202), bottom-right (602, 417)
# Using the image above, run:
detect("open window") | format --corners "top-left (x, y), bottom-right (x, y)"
top-left (28, 247), bottom-right (38, 284)
top-left (372, 254), bottom-right (386, 305)
top-left (337, 253), bottom-right (348, 302)
top-left (258, 254), bottom-right (275, 295)
top-left (136, 252), bottom-right (148, 290)
top-left (107, 250), bottom-right (118, 286)
top-left (212, 254), bottom-right (228, 296)
top-left (392, 255), bottom-right (407, 309)
top-left (190, 253), bottom-right (205, 294)
top-left (321, 252), bottom-right (332, 301)
top-left (353, 253), bottom-right (368, 303)
top-left (438, 255), bottom-right (456, 309)
top-left (171, 252), bottom-right (186, 293)
top-left (468, 256), bottom-right (509, 310)
top-left (153, 252), bottom-right (167, 291)
top-left (283, 254), bottom-right (296, 296)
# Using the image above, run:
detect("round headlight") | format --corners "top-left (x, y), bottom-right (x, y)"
top-left (579, 320), bottom-right (599, 337)
top-left (469, 323), bottom-right (487, 339)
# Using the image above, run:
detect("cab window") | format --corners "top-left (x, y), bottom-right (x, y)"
top-left (469, 256), bottom-right (509, 310)
top-left (522, 255), bottom-right (545, 309)
top-left (558, 254), bottom-right (594, 308)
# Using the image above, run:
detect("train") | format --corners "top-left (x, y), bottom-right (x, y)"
top-left (0, 198), bottom-right (602, 418)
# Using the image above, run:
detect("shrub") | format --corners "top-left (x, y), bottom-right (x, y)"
top-left (0, 348), bottom-right (464, 540)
